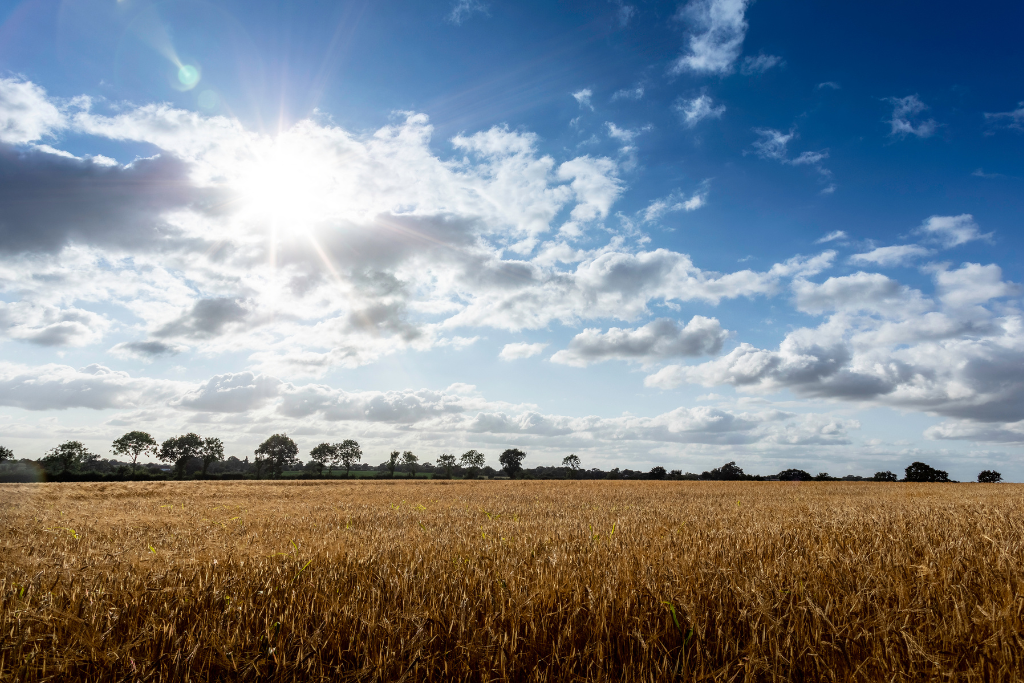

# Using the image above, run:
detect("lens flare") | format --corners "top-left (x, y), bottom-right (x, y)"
top-left (177, 64), bottom-right (200, 89)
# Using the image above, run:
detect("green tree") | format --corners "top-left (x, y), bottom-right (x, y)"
top-left (199, 437), bottom-right (224, 477)
top-left (402, 450), bottom-right (419, 478)
top-left (436, 453), bottom-right (457, 478)
top-left (0, 445), bottom-right (12, 463)
top-left (904, 461), bottom-right (950, 482)
top-left (41, 441), bottom-right (98, 476)
top-left (872, 470), bottom-right (897, 482)
top-left (336, 440), bottom-right (362, 477)
top-left (978, 470), bottom-right (1002, 483)
top-left (562, 453), bottom-right (581, 478)
top-left (159, 433), bottom-right (204, 478)
top-left (309, 443), bottom-right (335, 476)
top-left (461, 449), bottom-right (486, 479)
top-left (778, 468), bottom-right (812, 481)
top-left (111, 431), bottom-right (157, 474)
top-left (649, 465), bottom-right (667, 480)
top-left (386, 450), bottom-right (400, 478)
top-left (254, 434), bottom-right (299, 479)
top-left (253, 452), bottom-right (268, 479)
top-left (498, 448), bottom-right (525, 479)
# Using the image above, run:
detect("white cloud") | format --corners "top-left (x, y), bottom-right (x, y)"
top-left (849, 244), bottom-right (933, 267)
top-left (550, 316), bottom-right (727, 367)
top-left (642, 184), bottom-right (710, 222)
top-left (740, 54), bottom-right (783, 75)
top-left (605, 122), bottom-right (649, 143)
top-left (611, 86), bottom-right (644, 101)
top-left (674, 94), bottom-right (726, 127)
top-left (0, 78), bottom-right (66, 144)
top-left (0, 301), bottom-right (110, 347)
top-left (572, 89), bottom-right (594, 110)
top-left (751, 128), bottom-right (793, 160)
top-left (499, 342), bottom-right (548, 361)
top-left (448, 0), bottom-right (487, 24)
top-left (983, 102), bottom-right (1024, 133)
top-left (888, 95), bottom-right (938, 139)
top-left (670, 0), bottom-right (750, 75)
top-left (816, 82), bottom-right (841, 90)
top-left (916, 214), bottom-right (992, 248)
top-left (816, 230), bottom-right (847, 244)
top-left (0, 362), bottom-right (184, 411)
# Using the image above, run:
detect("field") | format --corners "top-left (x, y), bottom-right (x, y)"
top-left (1, 481), bottom-right (1023, 682)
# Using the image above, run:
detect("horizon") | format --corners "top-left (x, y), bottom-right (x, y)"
top-left (1, 0), bottom-right (1023, 481)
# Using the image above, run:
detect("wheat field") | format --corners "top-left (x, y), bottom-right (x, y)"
top-left (1, 480), bottom-right (1022, 681)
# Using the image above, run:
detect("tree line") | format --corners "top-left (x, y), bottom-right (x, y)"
top-left (0, 437), bottom-right (1004, 484)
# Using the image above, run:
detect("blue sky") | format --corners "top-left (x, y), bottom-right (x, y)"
top-left (1, 0), bottom-right (1023, 479)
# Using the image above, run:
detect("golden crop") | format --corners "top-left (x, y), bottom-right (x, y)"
top-left (1, 480), bottom-right (1022, 681)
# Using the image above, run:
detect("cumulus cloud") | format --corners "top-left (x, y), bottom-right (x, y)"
top-left (0, 301), bottom-right (109, 347)
top-left (109, 340), bottom-right (187, 360)
top-left (674, 94), bottom-right (726, 127)
top-left (550, 316), bottom-right (727, 367)
top-left (0, 362), bottom-right (183, 411)
top-left (174, 372), bottom-right (282, 413)
top-left (646, 264), bottom-right (1024, 425)
top-left (0, 78), bottom-right (66, 144)
top-left (887, 95), bottom-right (938, 139)
top-left (499, 342), bottom-right (548, 361)
top-left (671, 0), bottom-right (750, 75)
top-left (740, 54), bottom-right (783, 75)
top-left (915, 214), bottom-right (992, 248)
top-left (849, 244), bottom-right (933, 267)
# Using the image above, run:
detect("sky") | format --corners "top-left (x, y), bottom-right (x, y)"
top-left (1, 0), bottom-right (1023, 480)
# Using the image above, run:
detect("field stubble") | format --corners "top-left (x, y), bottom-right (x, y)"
top-left (1, 480), bottom-right (1022, 681)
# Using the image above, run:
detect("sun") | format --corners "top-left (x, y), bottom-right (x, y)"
top-left (235, 139), bottom-right (336, 230)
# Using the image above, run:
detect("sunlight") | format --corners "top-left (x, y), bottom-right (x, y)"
top-left (235, 138), bottom-right (336, 232)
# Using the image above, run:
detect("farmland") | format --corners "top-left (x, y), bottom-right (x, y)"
top-left (2, 480), bottom-right (1023, 681)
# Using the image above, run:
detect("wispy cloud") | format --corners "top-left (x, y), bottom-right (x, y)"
top-left (642, 182), bottom-right (711, 222)
top-left (674, 94), bottom-right (726, 128)
top-left (887, 95), bottom-right (939, 138)
top-left (447, 0), bottom-right (487, 25)
top-left (752, 128), bottom-right (834, 193)
top-left (815, 230), bottom-right (847, 244)
top-left (984, 102), bottom-right (1024, 133)
top-left (611, 85), bottom-right (645, 101)
top-left (849, 244), bottom-right (933, 267)
top-left (916, 214), bottom-right (992, 248)
top-left (670, 0), bottom-right (750, 75)
top-left (740, 53), bottom-right (783, 75)
top-left (572, 88), bottom-right (594, 110)
top-left (816, 81), bottom-right (841, 90)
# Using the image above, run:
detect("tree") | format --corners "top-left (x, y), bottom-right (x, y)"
top-left (199, 437), bottom-right (224, 477)
top-left (437, 453), bottom-right (457, 478)
top-left (701, 461), bottom-right (745, 481)
top-left (386, 450), bottom-right (400, 478)
top-left (872, 470), bottom-right (898, 482)
top-left (649, 465), bottom-right (667, 480)
top-left (904, 461), bottom-right (951, 483)
top-left (111, 431), bottom-right (157, 474)
top-left (253, 452), bottom-right (268, 479)
top-left (777, 468), bottom-right (812, 481)
top-left (978, 470), bottom-right (1003, 483)
top-left (402, 450), bottom-right (419, 478)
top-left (0, 445), bottom-right (12, 463)
top-left (41, 441), bottom-right (98, 476)
top-left (461, 449), bottom-right (486, 478)
top-left (336, 439), bottom-right (362, 477)
top-left (309, 443), bottom-right (336, 476)
top-left (159, 433), bottom-right (204, 478)
top-left (254, 434), bottom-right (299, 479)
top-left (498, 448), bottom-right (525, 479)
top-left (562, 453), bottom-right (581, 478)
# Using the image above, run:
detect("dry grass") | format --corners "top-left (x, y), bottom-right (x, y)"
top-left (1, 480), bottom-right (1023, 681)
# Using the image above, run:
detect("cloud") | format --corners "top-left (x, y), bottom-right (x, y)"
top-left (740, 54), bottom-right (783, 75)
top-left (751, 128), bottom-right (833, 191)
top-left (646, 263), bottom-right (1024, 424)
top-left (0, 362), bottom-right (183, 411)
top-left (448, 0), bottom-right (487, 24)
top-left (887, 95), bottom-right (938, 139)
top-left (174, 372), bottom-right (282, 413)
top-left (816, 82), bottom-right (841, 90)
top-left (109, 340), bottom-right (187, 360)
top-left (849, 244), bottom-right (933, 267)
top-left (674, 94), bottom-right (726, 128)
top-left (670, 0), bottom-right (750, 75)
top-left (983, 102), bottom-right (1024, 133)
top-left (499, 342), bottom-right (548, 360)
top-left (572, 89), bottom-right (594, 110)
top-left (614, 2), bottom-right (637, 26)
top-left (642, 183), bottom-right (710, 222)
top-left (0, 301), bottom-right (110, 347)
top-left (153, 298), bottom-right (251, 340)
top-left (611, 86), bottom-right (644, 101)
top-left (0, 78), bottom-right (66, 144)
top-left (605, 122), bottom-right (649, 143)
top-left (550, 316), bottom-right (727, 367)
top-left (815, 230), bottom-right (847, 244)
top-left (915, 214), bottom-right (992, 248)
